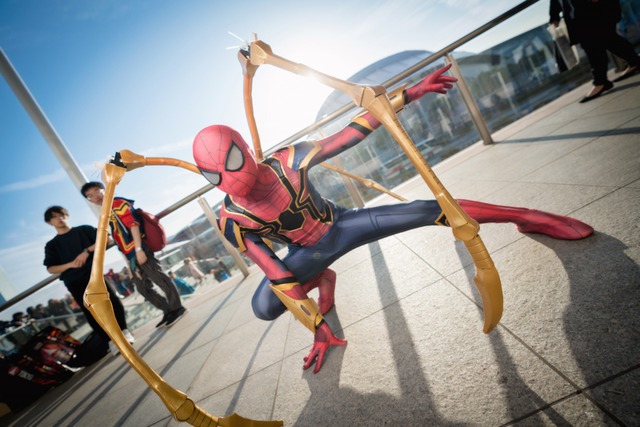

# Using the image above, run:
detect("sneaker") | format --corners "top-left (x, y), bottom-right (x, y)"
top-left (155, 313), bottom-right (169, 328)
top-left (108, 340), bottom-right (120, 356)
top-left (122, 329), bottom-right (135, 344)
top-left (164, 307), bottom-right (187, 328)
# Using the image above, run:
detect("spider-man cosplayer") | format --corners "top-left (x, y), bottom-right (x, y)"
top-left (193, 65), bottom-right (593, 373)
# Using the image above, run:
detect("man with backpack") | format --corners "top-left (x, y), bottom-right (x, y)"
top-left (81, 182), bottom-right (187, 328)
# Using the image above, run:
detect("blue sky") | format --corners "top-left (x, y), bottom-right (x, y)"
top-left (0, 0), bottom-right (549, 314)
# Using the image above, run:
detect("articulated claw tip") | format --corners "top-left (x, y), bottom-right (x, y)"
top-left (218, 413), bottom-right (284, 427)
top-left (473, 267), bottom-right (503, 334)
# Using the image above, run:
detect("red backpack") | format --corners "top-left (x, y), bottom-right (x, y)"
top-left (137, 209), bottom-right (166, 252)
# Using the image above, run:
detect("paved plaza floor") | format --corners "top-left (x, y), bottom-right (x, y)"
top-left (4, 73), bottom-right (640, 426)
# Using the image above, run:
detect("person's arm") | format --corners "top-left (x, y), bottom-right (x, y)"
top-left (44, 241), bottom-right (90, 274)
top-left (114, 199), bottom-right (146, 264)
top-left (74, 242), bottom-right (97, 266)
top-left (241, 232), bottom-right (345, 373)
top-left (47, 259), bottom-right (82, 275)
top-left (306, 65), bottom-right (457, 167)
top-left (130, 224), bottom-right (147, 265)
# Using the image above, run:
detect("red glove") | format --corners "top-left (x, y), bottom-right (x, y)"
top-left (302, 322), bottom-right (347, 374)
top-left (406, 64), bottom-right (457, 100)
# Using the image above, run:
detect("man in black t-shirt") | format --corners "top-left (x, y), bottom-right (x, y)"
top-left (43, 205), bottom-right (134, 355)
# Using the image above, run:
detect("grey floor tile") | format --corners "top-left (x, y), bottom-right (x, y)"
top-left (272, 280), bottom-right (576, 425)
top-left (187, 315), bottom-right (289, 400)
top-left (586, 367), bottom-right (640, 427)
top-left (447, 218), bottom-right (640, 390)
top-left (167, 363), bottom-right (283, 427)
top-left (123, 341), bottom-right (219, 426)
top-left (511, 393), bottom-right (620, 426)
top-left (524, 132), bottom-right (640, 187)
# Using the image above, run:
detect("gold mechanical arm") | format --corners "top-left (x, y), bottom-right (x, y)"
top-left (238, 47), bottom-right (264, 162)
top-left (247, 38), bottom-right (502, 333)
top-left (118, 149), bottom-right (202, 175)
top-left (269, 283), bottom-right (323, 333)
top-left (238, 41), bottom-right (407, 205)
top-left (84, 161), bottom-right (283, 426)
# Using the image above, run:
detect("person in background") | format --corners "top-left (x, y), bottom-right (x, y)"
top-left (550, 0), bottom-right (640, 102)
top-left (215, 255), bottom-right (230, 277)
top-left (168, 271), bottom-right (196, 296)
top-left (32, 304), bottom-right (51, 319)
top-left (119, 267), bottom-right (136, 295)
top-left (43, 205), bottom-right (134, 355)
top-left (81, 183), bottom-right (187, 328)
top-left (10, 311), bottom-right (29, 328)
top-left (184, 257), bottom-right (205, 285)
top-left (48, 298), bottom-right (74, 330)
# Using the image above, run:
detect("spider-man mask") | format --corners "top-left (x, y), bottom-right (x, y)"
top-left (193, 125), bottom-right (258, 197)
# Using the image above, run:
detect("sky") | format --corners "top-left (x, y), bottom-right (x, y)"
top-left (0, 0), bottom-right (550, 317)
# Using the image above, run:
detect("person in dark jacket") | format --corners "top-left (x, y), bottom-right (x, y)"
top-left (550, 0), bottom-right (640, 102)
top-left (43, 205), bottom-right (134, 355)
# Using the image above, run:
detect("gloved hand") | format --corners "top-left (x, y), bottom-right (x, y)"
top-left (302, 322), bottom-right (347, 374)
top-left (406, 64), bottom-right (457, 100)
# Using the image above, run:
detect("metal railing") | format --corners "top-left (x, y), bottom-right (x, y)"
top-left (1, 0), bottom-right (543, 317)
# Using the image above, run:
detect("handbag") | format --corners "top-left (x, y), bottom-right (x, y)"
top-left (136, 209), bottom-right (166, 252)
top-left (547, 19), bottom-right (580, 71)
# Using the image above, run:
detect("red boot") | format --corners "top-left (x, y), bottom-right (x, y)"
top-left (301, 269), bottom-right (337, 315)
top-left (457, 199), bottom-right (594, 240)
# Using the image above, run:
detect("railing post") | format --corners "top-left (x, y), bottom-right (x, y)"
top-left (445, 53), bottom-right (494, 145)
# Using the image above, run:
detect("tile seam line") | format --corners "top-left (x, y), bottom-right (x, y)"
top-left (496, 322), bottom-right (631, 427)
top-left (269, 314), bottom-right (293, 421)
top-left (515, 118), bottom-right (640, 183)
top-left (397, 235), bottom-right (628, 424)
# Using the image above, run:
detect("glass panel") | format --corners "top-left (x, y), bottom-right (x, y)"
top-left (308, 61), bottom-right (482, 204)
top-left (1, 283), bottom-right (93, 357)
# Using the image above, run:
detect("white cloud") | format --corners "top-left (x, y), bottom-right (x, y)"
top-left (143, 138), bottom-right (193, 157)
top-left (0, 239), bottom-right (51, 292)
top-left (0, 168), bottom-right (67, 193)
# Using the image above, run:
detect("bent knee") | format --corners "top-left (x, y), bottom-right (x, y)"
top-left (251, 291), bottom-right (286, 321)
top-left (252, 303), bottom-right (275, 321)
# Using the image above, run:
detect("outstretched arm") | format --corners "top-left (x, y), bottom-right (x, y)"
top-left (307, 64), bottom-right (456, 167)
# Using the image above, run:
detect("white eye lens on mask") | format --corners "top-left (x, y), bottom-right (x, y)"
top-left (225, 142), bottom-right (245, 172)
top-left (201, 169), bottom-right (222, 186)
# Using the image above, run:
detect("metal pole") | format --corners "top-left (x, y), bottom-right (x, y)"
top-left (197, 197), bottom-right (250, 277)
top-left (0, 46), bottom-right (99, 215)
top-left (445, 53), bottom-right (494, 145)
